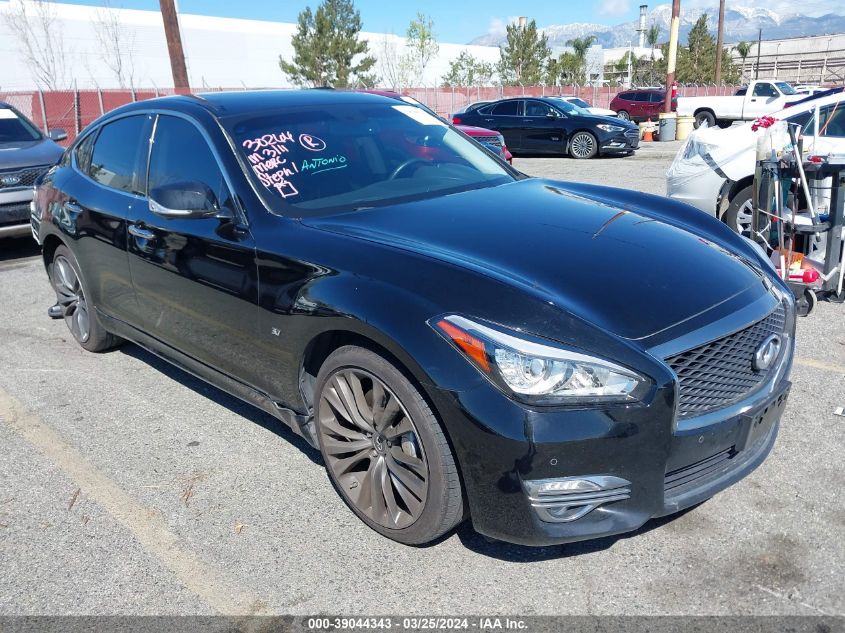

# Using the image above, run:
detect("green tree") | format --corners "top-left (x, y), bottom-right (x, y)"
top-left (404, 12), bottom-right (438, 86)
top-left (441, 50), bottom-right (493, 88)
top-left (655, 14), bottom-right (738, 84)
top-left (279, 0), bottom-right (376, 88)
top-left (547, 52), bottom-right (583, 85)
top-left (498, 19), bottom-right (551, 85)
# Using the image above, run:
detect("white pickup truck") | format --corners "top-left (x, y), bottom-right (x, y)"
top-left (677, 80), bottom-right (803, 129)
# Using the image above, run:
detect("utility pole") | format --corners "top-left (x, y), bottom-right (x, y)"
top-left (664, 0), bottom-right (680, 113)
top-left (714, 0), bottom-right (725, 84)
top-left (159, 0), bottom-right (190, 90)
top-left (755, 28), bottom-right (762, 79)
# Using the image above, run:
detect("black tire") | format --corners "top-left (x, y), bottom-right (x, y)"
top-left (617, 110), bottom-right (631, 121)
top-left (717, 120), bottom-right (733, 129)
top-left (569, 131), bottom-right (598, 159)
top-left (314, 345), bottom-right (464, 545)
top-left (49, 245), bottom-right (122, 352)
top-left (694, 110), bottom-right (716, 128)
top-left (724, 185), bottom-right (754, 234)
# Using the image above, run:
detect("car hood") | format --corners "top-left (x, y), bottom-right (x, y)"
top-left (0, 138), bottom-right (63, 170)
top-left (301, 179), bottom-right (767, 341)
top-left (576, 112), bottom-right (636, 128)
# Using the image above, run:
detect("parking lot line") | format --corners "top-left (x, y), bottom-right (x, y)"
top-left (794, 357), bottom-right (845, 374)
top-left (0, 387), bottom-right (267, 616)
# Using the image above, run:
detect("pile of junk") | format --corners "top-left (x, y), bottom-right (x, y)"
top-left (749, 117), bottom-right (845, 316)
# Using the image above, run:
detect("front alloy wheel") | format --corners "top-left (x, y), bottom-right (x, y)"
top-left (319, 368), bottom-right (429, 529)
top-left (315, 346), bottom-right (463, 544)
top-left (570, 132), bottom-right (598, 159)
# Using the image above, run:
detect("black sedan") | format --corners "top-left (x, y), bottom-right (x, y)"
top-left (452, 96), bottom-right (641, 159)
top-left (33, 90), bottom-right (794, 547)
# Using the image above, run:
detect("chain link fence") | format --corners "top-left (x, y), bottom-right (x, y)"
top-left (1, 84), bottom-right (742, 146)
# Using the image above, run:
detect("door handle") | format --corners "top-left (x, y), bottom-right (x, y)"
top-left (63, 201), bottom-right (82, 214)
top-left (128, 223), bottom-right (155, 240)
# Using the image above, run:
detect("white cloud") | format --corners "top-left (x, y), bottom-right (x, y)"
top-left (598, 0), bottom-right (631, 17)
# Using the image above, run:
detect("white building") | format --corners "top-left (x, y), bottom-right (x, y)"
top-left (0, 0), bottom-right (501, 91)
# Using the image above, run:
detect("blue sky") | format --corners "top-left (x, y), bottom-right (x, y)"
top-left (57, 0), bottom-right (840, 43)
top-left (56, 0), bottom-right (660, 43)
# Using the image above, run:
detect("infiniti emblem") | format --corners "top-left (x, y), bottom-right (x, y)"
top-left (0, 175), bottom-right (21, 186)
top-left (753, 334), bottom-right (782, 372)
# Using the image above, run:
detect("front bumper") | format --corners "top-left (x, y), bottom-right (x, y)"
top-left (600, 129), bottom-right (640, 154)
top-left (0, 188), bottom-right (36, 238)
top-left (428, 301), bottom-right (794, 547)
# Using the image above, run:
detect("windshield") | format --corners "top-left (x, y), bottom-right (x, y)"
top-left (549, 98), bottom-right (590, 116)
top-left (567, 97), bottom-right (591, 109)
top-left (0, 107), bottom-right (42, 143)
top-left (776, 82), bottom-right (797, 95)
top-left (227, 102), bottom-right (514, 215)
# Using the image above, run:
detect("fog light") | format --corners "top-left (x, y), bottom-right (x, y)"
top-left (524, 475), bottom-right (631, 523)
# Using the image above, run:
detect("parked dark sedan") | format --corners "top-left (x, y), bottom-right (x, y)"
top-left (452, 96), bottom-right (640, 158)
top-left (33, 90), bottom-right (794, 547)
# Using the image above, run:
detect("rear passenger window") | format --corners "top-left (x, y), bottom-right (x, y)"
top-left (633, 93), bottom-right (649, 102)
top-left (649, 92), bottom-right (664, 103)
top-left (88, 116), bottom-right (149, 194)
top-left (491, 101), bottom-right (520, 116)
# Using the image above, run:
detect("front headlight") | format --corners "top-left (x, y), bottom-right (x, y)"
top-left (596, 124), bottom-right (625, 133)
top-left (432, 315), bottom-right (648, 405)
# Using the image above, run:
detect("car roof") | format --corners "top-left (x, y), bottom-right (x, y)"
top-left (103, 89), bottom-right (403, 120)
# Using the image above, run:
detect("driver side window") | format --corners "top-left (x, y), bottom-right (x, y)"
top-left (525, 101), bottom-right (553, 117)
top-left (753, 83), bottom-right (776, 98)
top-left (148, 115), bottom-right (233, 210)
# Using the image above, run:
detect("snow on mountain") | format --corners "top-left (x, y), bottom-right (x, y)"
top-left (469, 5), bottom-right (845, 48)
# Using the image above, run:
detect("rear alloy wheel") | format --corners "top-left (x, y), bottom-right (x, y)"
top-left (49, 245), bottom-right (121, 352)
top-left (570, 132), bottom-right (598, 159)
top-left (315, 346), bottom-right (463, 544)
top-left (617, 110), bottom-right (631, 121)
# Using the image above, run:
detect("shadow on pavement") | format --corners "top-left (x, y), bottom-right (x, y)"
top-left (117, 343), bottom-right (324, 466)
top-left (0, 235), bottom-right (41, 265)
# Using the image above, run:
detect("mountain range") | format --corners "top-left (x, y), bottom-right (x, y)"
top-left (469, 5), bottom-right (845, 49)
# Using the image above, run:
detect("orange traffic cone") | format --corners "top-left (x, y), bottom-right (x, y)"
top-left (642, 118), bottom-right (654, 142)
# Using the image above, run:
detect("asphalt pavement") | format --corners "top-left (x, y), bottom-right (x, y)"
top-left (0, 147), bottom-right (843, 617)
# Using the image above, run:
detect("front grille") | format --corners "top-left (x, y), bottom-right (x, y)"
top-left (473, 135), bottom-right (503, 147)
top-left (664, 448), bottom-right (734, 497)
top-left (666, 304), bottom-right (786, 418)
top-left (0, 164), bottom-right (50, 190)
top-left (624, 128), bottom-right (640, 139)
top-left (0, 201), bottom-right (32, 226)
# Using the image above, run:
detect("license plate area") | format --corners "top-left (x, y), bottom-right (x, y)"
top-left (737, 383), bottom-right (790, 452)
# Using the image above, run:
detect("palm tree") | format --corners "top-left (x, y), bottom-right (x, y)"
top-left (565, 35), bottom-right (597, 84)
top-left (735, 41), bottom-right (752, 82)
top-left (646, 24), bottom-right (660, 84)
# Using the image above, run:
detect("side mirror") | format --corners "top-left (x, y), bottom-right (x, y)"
top-left (48, 128), bottom-right (68, 141)
top-left (546, 111), bottom-right (559, 119)
top-left (149, 181), bottom-right (225, 219)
